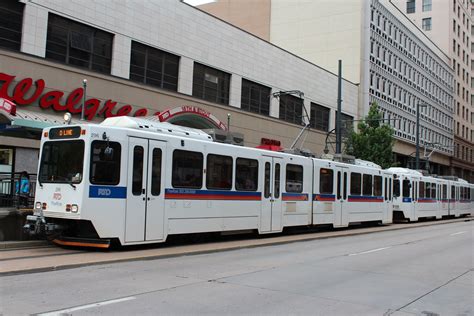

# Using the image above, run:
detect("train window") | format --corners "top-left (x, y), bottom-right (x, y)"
top-left (402, 179), bottom-right (410, 198)
top-left (363, 174), bottom-right (373, 196)
top-left (343, 172), bottom-right (347, 199)
top-left (426, 182), bottom-right (431, 198)
top-left (431, 183), bottom-right (436, 199)
top-left (150, 148), bottom-right (162, 196)
top-left (40, 140), bottom-right (85, 184)
top-left (374, 176), bottom-right (382, 197)
top-left (451, 185), bottom-right (455, 200)
top-left (419, 182), bottom-right (425, 198)
top-left (264, 162), bottom-right (270, 198)
top-left (337, 171), bottom-right (341, 200)
top-left (384, 178), bottom-right (388, 200)
top-left (132, 146), bottom-right (144, 196)
top-left (172, 150), bottom-right (203, 189)
top-left (393, 179), bottom-right (400, 197)
top-left (274, 163), bottom-right (280, 198)
top-left (235, 158), bottom-right (258, 191)
top-left (90, 141), bottom-right (122, 185)
top-left (206, 154), bottom-right (232, 190)
top-left (350, 173), bottom-right (361, 195)
top-left (319, 168), bottom-right (334, 194)
top-left (389, 179), bottom-right (392, 200)
top-left (286, 164), bottom-right (303, 193)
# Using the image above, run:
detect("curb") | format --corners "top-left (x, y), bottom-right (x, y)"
top-left (0, 240), bottom-right (49, 250)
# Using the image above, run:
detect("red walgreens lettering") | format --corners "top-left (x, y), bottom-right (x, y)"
top-left (0, 72), bottom-right (151, 120)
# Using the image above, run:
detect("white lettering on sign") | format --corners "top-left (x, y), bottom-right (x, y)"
top-left (98, 188), bottom-right (112, 196)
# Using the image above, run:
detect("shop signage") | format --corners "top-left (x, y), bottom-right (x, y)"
top-left (0, 72), bottom-right (227, 130)
top-left (158, 105), bottom-right (227, 130)
top-left (0, 97), bottom-right (16, 115)
top-left (0, 72), bottom-right (152, 120)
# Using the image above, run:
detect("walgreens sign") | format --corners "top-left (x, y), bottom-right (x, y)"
top-left (0, 72), bottom-right (154, 120)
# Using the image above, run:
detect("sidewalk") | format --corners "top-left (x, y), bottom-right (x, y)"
top-left (0, 240), bottom-right (49, 249)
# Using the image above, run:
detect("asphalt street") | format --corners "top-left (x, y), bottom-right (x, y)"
top-left (1, 220), bottom-right (472, 315)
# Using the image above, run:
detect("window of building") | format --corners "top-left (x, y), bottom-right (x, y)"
top-left (129, 41), bottom-right (179, 91)
top-left (336, 112), bottom-right (354, 138)
top-left (235, 158), bottom-right (258, 191)
top-left (319, 168), bottom-right (334, 194)
top-left (46, 13), bottom-right (113, 74)
top-left (422, 0), bottom-right (432, 11)
top-left (279, 94), bottom-right (303, 125)
top-left (240, 79), bottom-right (271, 116)
top-left (286, 164), bottom-right (304, 193)
top-left (192, 63), bottom-right (230, 105)
top-left (407, 0), bottom-right (416, 13)
top-left (206, 154), bottom-right (232, 190)
top-left (309, 103), bottom-right (330, 132)
top-left (350, 173), bottom-right (362, 195)
top-left (90, 141), bottom-right (121, 185)
top-left (0, 0), bottom-right (24, 51)
top-left (422, 18), bottom-right (432, 31)
top-left (172, 150), bottom-right (203, 189)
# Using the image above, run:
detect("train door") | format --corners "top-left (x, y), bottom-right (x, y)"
top-left (260, 156), bottom-right (283, 233)
top-left (382, 173), bottom-right (392, 223)
top-left (335, 167), bottom-right (348, 226)
top-left (125, 137), bottom-right (166, 243)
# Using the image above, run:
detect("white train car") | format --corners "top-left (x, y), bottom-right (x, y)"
top-left (25, 116), bottom-right (394, 248)
top-left (313, 160), bottom-right (392, 227)
top-left (448, 178), bottom-right (473, 217)
top-left (389, 167), bottom-right (473, 221)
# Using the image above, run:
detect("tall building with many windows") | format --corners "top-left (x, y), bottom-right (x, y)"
top-left (391, 0), bottom-right (473, 181)
top-left (199, 0), bottom-right (457, 176)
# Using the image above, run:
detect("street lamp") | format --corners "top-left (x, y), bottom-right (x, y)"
top-left (416, 102), bottom-right (428, 170)
top-left (81, 79), bottom-right (87, 121)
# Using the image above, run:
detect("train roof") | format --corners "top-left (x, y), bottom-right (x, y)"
top-left (386, 167), bottom-right (423, 177)
top-left (100, 116), bottom-right (213, 142)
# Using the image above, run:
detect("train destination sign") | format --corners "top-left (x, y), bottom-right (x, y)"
top-left (49, 126), bottom-right (81, 139)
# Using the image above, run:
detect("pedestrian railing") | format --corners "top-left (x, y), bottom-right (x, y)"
top-left (0, 172), bottom-right (36, 208)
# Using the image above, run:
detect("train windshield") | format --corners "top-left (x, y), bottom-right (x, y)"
top-left (39, 140), bottom-right (85, 184)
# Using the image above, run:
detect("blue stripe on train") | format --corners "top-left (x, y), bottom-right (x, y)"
top-left (89, 186), bottom-right (127, 199)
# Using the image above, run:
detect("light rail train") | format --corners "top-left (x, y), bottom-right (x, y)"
top-left (24, 117), bottom-right (473, 248)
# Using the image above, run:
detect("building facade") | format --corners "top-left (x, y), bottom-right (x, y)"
top-left (391, 0), bottom-right (474, 182)
top-left (0, 0), bottom-right (359, 175)
top-left (199, 0), bottom-right (458, 177)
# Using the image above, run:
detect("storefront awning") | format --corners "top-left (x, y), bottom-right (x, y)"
top-left (0, 98), bottom-right (88, 140)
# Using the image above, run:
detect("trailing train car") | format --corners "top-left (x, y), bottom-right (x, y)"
top-left (24, 116), bottom-right (395, 248)
top-left (388, 167), bottom-right (473, 221)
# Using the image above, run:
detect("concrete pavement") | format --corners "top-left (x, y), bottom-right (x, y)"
top-left (0, 220), bottom-right (472, 315)
top-left (0, 217), bottom-right (471, 276)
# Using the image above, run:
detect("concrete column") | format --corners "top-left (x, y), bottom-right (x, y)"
top-left (21, 4), bottom-right (48, 57)
top-left (177, 56), bottom-right (194, 96)
top-left (111, 35), bottom-right (131, 79)
top-left (303, 98), bottom-right (311, 125)
top-left (229, 74), bottom-right (242, 108)
top-left (329, 108), bottom-right (337, 131)
top-left (270, 89), bottom-right (280, 119)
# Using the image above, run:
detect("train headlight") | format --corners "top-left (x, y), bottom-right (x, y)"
top-left (42, 202), bottom-right (47, 210)
top-left (71, 204), bottom-right (79, 213)
top-left (35, 202), bottom-right (41, 209)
